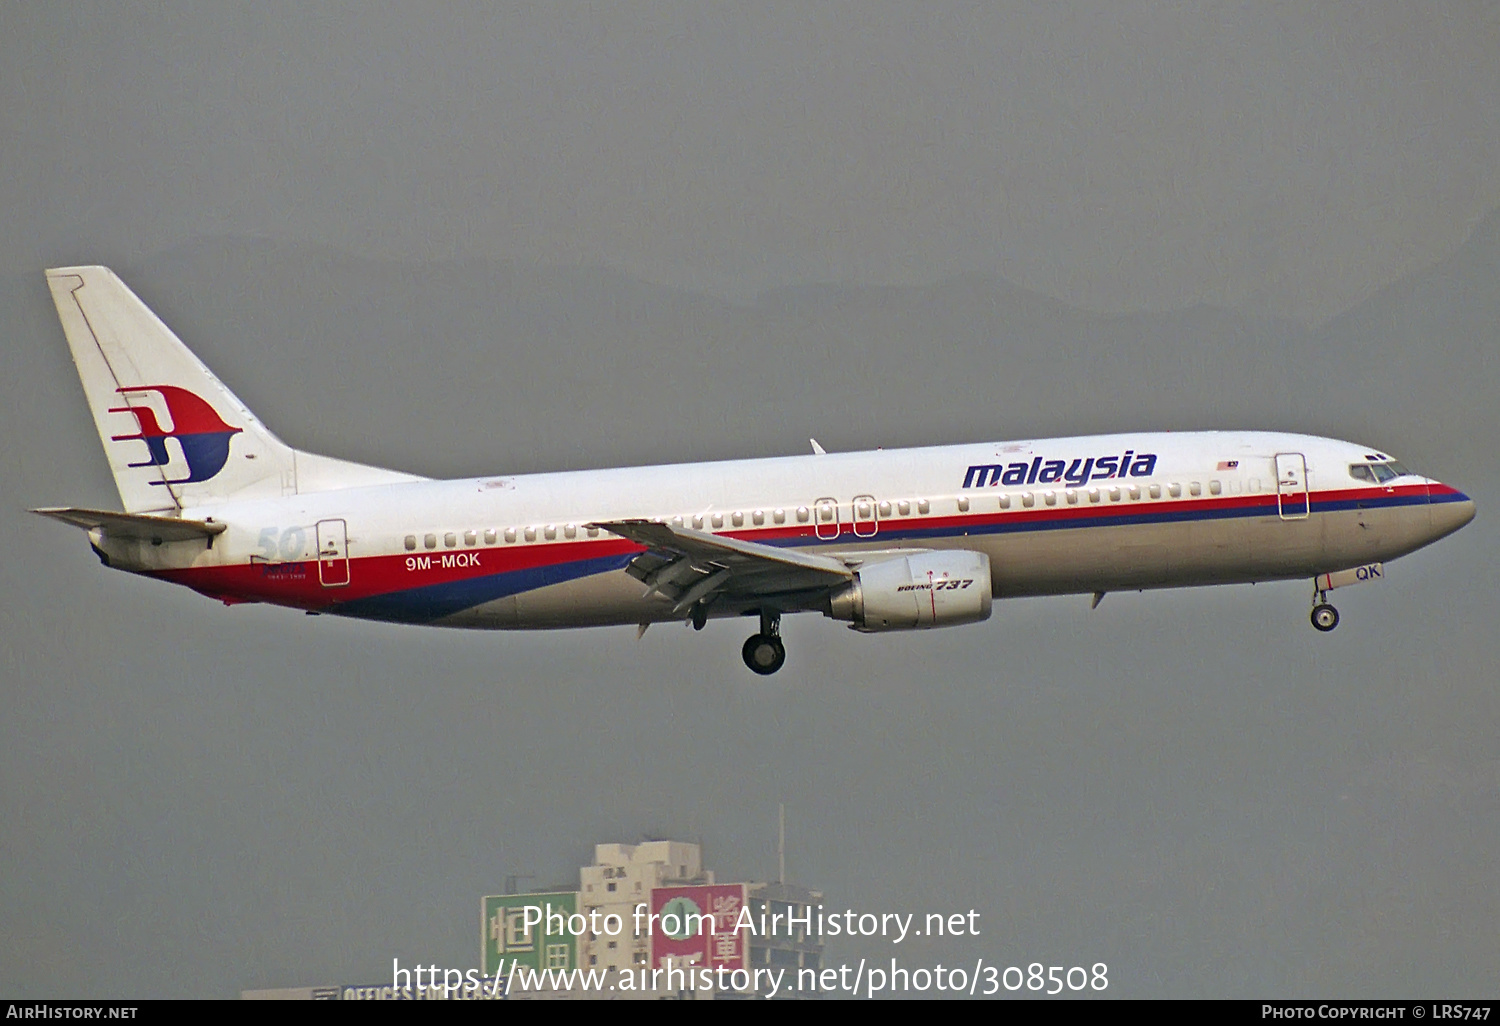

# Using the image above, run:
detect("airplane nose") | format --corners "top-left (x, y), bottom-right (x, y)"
top-left (1429, 484), bottom-right (1476, 541)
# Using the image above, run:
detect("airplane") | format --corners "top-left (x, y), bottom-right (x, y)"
top-left (34, 266), bottom-right (1475, 675)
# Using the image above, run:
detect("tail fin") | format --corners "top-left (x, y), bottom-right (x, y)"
top-left (47, 266), bottom-right (422, 512)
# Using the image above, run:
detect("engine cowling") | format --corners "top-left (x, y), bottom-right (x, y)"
top-left (826, 550), bottom-right (992, 632)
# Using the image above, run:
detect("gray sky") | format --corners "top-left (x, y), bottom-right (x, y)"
top-left (4, 3), bottom-right (1499, 319)
top-left (2, 2), bottom-right (1496, 999)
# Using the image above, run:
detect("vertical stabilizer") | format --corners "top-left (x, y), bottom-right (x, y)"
top-left (48, 266), bottom-right (426, 511)
top-left (47, 266), bottom-right (297, 512)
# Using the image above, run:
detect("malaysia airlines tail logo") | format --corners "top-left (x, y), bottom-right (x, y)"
top-left (109, 385), bottom-right (243, 485)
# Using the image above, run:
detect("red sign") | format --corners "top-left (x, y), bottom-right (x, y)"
top-left (649, 884), bottom-right (748, 971)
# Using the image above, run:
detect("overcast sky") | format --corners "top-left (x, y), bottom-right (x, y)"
top-left (4, 2), bottom-right (1499, 318)
top-left (2, 2), bottom-right (1496, 999)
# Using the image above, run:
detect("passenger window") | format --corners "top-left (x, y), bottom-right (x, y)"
top-left (731, 512), bottom-right (743, 527)
top-left (693, 515), bottom-right (705, 529)
top-left (483, 529), bottom-right (497, 545)
top-left (1109, 487), bottom-right (1121, 502)
top-left (1088, 488), bottom-right (1100, 503)
top-left (564, 524), bottom-right (577, 539)
top-left (796, 507), bottom-right (810, 523)
top-left (544, 526), bottom-right (557, 540)
top-left (917, 499), bottom-right (930, 514)
top-left (1149, 484), bottom-right (1161, 499)
top-left (1066, 490), bottom-right (1078, 505)
top-left (1209, 480), bottom-right (1222, 495)
top-left (586, 526), bottom-right (599, 538)
top-left (1128, 486), bottom-right (1141, 500)
top-left (425, 533), bottom-right (437, 549)
top-left (463, 530), bottom-right (477, 546)
top-left (877, 501), bottom-right (891, 517)
top-left (1189, 482), bottom-right (1202, 496)
top-left (1043, 491), bottom-right (1056, 506)
top-left (999, 495), bottom-right (1011, 510)
top-left (897, 501), bottom-right (911, 516)
top-left (504, 528), bottom-right (517, 543)
top-left (712, 513), bottom-right (724, 529)
top-left (773, 509), bottom-right (786, 524)
top-left (753, 510), bottom-right (765, 525)
top-left (444, 532), bottom-right (457, 548)
top-left (524, 527), bottom-right (537, 542)
top-left (405, 535), bottom-right (417, 551)
top-left (1021, 492), bottom-right (1035, 508)
top-left (1168, 483), bottom-right (1181, 498)
top-left (957, 497), bottom-right (970, 512)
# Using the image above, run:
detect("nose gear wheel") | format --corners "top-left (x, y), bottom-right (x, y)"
top-left (1311, 603), bottom-right (1340, 632)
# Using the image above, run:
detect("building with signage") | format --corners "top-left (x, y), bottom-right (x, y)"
top-left (242, 837), bottom-right (824, 999)
top-left (573, 841), bottom-right (824, 998)
top-left (481, 890), bottom-right (579, 979)
top-left (578, 840), bottom-right (713, 977)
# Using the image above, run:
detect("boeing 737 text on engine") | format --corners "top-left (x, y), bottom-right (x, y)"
top-left (35, 267), bottom-right (1475, 674)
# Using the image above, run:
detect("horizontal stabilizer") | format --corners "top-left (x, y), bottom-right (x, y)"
top-left (32, 506), bottom-right (227, 543)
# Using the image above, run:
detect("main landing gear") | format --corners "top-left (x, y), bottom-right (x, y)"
top-left (1310, 587), bottom-right (1340, 633)
top-left (743, 609), bottom-right (786, 675)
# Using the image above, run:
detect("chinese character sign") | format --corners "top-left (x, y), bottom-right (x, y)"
top-left (649, 884), bottom-right (747, 971)
top-left (480, 892), bottom-right (578, 977)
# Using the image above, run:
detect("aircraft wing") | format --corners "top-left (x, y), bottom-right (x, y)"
top-left (32, 506), bottom-right (227, 544)
top-left (589, 518), bottom-right (853, 614)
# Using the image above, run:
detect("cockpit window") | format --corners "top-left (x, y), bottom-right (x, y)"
top-left (1351, 461), bottom-right (1411, 484)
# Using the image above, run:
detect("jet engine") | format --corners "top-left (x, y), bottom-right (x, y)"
top-left (826, 550), bottom-right (993, 631)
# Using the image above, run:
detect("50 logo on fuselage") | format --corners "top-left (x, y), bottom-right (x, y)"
top-left (109, 385), bottom-right (242, 485)
top-left (963, 450), bottom-right (1159, 489)
top-left (258, 526), bottom-right (308, 562)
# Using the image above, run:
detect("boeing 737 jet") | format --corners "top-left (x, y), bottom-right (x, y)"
top-left (35, 267), bottom-right (1475, 674)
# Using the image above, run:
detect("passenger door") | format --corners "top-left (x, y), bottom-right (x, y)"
top-left (316, 518), bottom-right (350, 586)
top-left (1275, 453), bottom-right (1310, 520)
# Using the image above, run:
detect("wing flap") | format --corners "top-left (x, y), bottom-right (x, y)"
top-left (589, 518), bottom-right (852, 612)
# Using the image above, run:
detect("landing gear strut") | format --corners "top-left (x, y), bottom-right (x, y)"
top-left (742, 609), bottom-right (786, 675)
top-left (1310, 588), bottom-right (1340, 633)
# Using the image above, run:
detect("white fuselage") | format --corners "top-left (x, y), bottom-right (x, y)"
top-left (97, 430), bottom-right (1472, 631)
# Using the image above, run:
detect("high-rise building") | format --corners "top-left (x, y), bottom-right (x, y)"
top-left (577, 840), bottom-right (713, 977)
top-left (242, 836), bottom-right (825, 999)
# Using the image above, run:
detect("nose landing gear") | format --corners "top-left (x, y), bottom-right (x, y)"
top-left (1310, 587), bottom-right (1340, 632)
top-left (1311, 603), bottom-right (1340, 631)
top-left (742, 609), bottom-right (786, 675)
